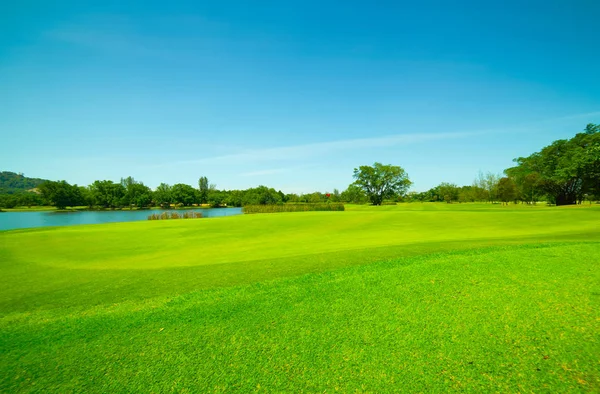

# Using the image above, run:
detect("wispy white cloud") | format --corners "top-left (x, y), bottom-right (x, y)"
top-left (239, 164), bottom-right (316, 177)
top-left (42, 14), bottom-right (267, 60)
top-left (548, 110), bottom-right (600, 122)
top-left (43, 14), bottom-right (190, 59)
top-left (45, 27), bottom-right (174, 58)
top-left (142, 110), bottom-right (600, 171)
top-left (239, 168), bottom-right (290, 177)
top-left (156, 130), bottom-right (484, 168)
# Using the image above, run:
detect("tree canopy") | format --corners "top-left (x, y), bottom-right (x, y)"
top-left (506, 124), bottom-right (600, 205)
top-left (353, 163), bottom-right (412, 205)
top-left (38, 180), bottom-right (82, 209)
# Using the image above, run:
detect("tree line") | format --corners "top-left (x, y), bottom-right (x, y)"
top-left (405, 124), bottom-right (600, 205)
top-left (1, 124), bottom-right (598, 209)
top-left (33, 178), bottom-right (293, 210)
top-left (0, 175), bottom-right (362, 210)
top-left (346, 123), bottom-right (599, 206)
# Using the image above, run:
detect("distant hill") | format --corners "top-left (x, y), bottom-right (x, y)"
top-left (0, 171), bottom-right (50, 194)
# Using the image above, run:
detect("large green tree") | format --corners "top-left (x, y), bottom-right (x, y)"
top-left (497, 177), bottom-right (518, 205)
top-left (171, 184), bottom-right (198, 206)
top-left (197, 176), bottom-right (215, 204)
top-left (473, 171), bottom-right (500, 202)
top-left (153, 183), bottom-right (172, 208)
top-left (242, 186), bottom-right (282, 205)
top-left (89, 180), bottom-right (126, 209)
top-left (352, 163), bottom-right (412, 205)
top-left (121, 176), bottom-right (152, 208)
top-left (438, 182), bottom-right (460, 203)
top-left (506, 124), bottom-right (600, 205)
top-left (38, 180), bottom-right (81, 209)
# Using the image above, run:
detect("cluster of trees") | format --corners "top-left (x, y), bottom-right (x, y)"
top-left (0, 192), bottom-right (46, 209)
top-left (406, 180), bottom-right (516, 205)
top-left (506, 123), bottom-right (600, 205)
top-left (32, 177), bottom-right (291, 210)
top-left (0, 172), bottom-right (48, 208)
top-left (9, 176), bottom-right (357, 210)
top-left (405, 173), bottom-right (508, 204)
top-left (0, 171), bottom-right (47, 194)
top-left (34, 177), bottom-right (156, 210)
top-left (2, 124), bottom-right (598, 209)
top-left (402, 124), bottom-right (600, 206)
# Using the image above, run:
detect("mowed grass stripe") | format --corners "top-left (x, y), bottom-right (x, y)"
top-left (1, 243), bottom-right (598, 392)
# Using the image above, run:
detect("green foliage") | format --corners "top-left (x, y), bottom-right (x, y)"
top-left (438, 182), bottom-right (460, 203)
top-left (473, 171), bottom-right (501, 202)
top-left (511, 172), bottom-right (544, 204)
top-left (222, 189), bottom-right (244, 207)
top-left (197, 176), bottom-right (214, 204)
top-left (457, 185), bottom-right (483, 203)
top-left (305, 192), bottom-right (324, 203)
top-left (207, 189), bottom-right (226, 207)
top-left (340, 184), bottom-right (368, 203)
top-left (404, 183), bottom-right (485, 203)
top-left (330, 188), bottom-right (341, 202)
top-left (121, 176), bottom-right (153, 208)
top-left (37, 180), bottom-right (81, 209)
top-left (352, 162), bottom-right (411, 205)
top-left (506, 124), bottom-right (600, 205)
top-left (153, 183), bottom-right (172, 208)
top-left (283, 191), bottom-right (333, 204)
top-left (412, 185), bottom-right (442, 202)
top-left (0, 171), bottom-right (48, 194)
top-left (585, 123), bottom-right (600, 135)
top-left (242, 185), bottom-right (283, 205)
top-left (243, 203), bottom-right (345, 213)
top-left (497, 177), bottom-right (518, 204)
top-left (89, 180), bottom-right (125, 209)
top-left (0, 192), bottom-right (45, 208)
top-left (170, 184), bottom-right (197, 206)
top-left (0, 194), bottom-right (19, 208)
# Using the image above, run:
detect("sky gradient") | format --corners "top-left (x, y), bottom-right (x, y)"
top-left (1, 1), bottom-right (599, 193)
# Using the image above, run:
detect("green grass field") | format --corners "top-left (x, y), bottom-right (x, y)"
top-left (1, 203), bottom-right (599, 392)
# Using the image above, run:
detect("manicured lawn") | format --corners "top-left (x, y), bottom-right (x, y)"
top-left (1, 203), bottom-right (599, 391)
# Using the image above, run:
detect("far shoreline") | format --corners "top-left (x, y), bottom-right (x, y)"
top-left (0, 205), bottom-right (232, 213)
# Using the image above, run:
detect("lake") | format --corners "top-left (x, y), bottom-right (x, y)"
top-left (0, 208), bottom-right (243, 231)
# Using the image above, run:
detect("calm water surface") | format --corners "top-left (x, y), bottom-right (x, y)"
top-left (0, 208), bottom-right (243, 231)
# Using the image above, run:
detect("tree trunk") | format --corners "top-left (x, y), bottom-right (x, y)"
top-left (555, 192), bottom-right (577, 206)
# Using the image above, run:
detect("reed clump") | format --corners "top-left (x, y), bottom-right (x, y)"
top-left (148, 211), bottom-right (203, 220)
top-left (243, 203), bottom-right (345, 214)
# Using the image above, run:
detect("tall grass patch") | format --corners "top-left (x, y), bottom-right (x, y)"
top-left (243, 202), bottom-right (345, 214)
top-left (147, 211), bottom-right (203, 220)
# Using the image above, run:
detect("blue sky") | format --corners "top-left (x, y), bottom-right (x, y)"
top-left (1, 1), bottom-right (599, 193)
